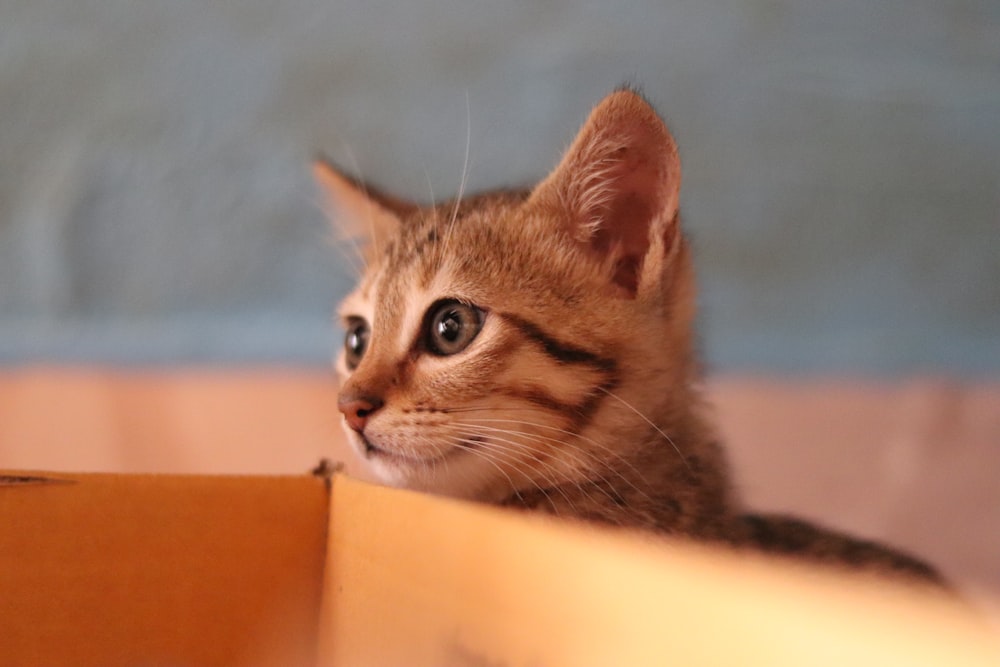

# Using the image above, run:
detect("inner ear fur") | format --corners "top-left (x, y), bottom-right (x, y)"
top-left (528, 89), bottom-right (682, 296)
top-left (312, 157), bottom-right (416, 255)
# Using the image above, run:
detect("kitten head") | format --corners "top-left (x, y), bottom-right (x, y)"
top-left (316, 90), bottom-right (703, 502)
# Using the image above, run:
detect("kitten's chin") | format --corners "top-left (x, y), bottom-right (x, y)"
top-left (356, 432), bottom-right (458, 466)
top-left (347, 432), bottom-right (507, 502)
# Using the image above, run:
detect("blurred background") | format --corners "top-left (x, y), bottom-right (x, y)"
top-left (0, 1), bottom-right (997, 598)
top-left (1, 0), bottom-right (997, 372)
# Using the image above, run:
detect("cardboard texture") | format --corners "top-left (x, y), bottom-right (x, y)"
top-left (0, 472), bottom-right (328, 666)
top-left (320, 475), bottom-right (1000, 667)
top-left (2, 471), bottom-right (998, 667)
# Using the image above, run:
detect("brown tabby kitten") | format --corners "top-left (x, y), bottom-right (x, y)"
top-left (316, 89), bottom-right (941, 584)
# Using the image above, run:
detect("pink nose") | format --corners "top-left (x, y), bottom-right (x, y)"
top-left (338, 396), bottom-right (383, 433)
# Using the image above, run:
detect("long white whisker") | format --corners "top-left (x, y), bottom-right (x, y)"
top-left (462, 420), bottom-right (642, 493)
top-left (438, 434), bottom-right (524, 503)
top-left (596, 387), bottom-right (691, 471)
top-left (492, 428), bottom-right (648, 504)
top-left (421, 164), bottom-right (437, 210)
top-left (440, 434), bottom-right (557, 513)
top-left (454, 422), bottom-right (643, 507)
top-left (442, 406), bottom-right (651, 473)
top-left (310, 188), bottom-right (364, 278)
top-left (435, 90), bottom-right (473, 273)
top-left (341, 143), bottom-right (384, 265)
top-left (453, 423), bottom-right (639, 517)
top-left (447, 427), bottom-right (580, 511)
top-left (449, 89), bottom-right (472, 229)
top-left (468, 417), bottom-right (652, 488)
top-left (440, 405), bottom-right (658, 503)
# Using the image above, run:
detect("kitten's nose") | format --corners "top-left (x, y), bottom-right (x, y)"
top-left (338, 395), bottom-right (384, 433)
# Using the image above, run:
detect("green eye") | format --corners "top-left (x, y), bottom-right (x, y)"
top-left (425, 300), bottom-right (484, 356)
top-left (344, 317), bottom-right (370, 370)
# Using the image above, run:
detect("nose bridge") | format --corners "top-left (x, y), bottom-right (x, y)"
top-left (341, 319), bottom-right (414, 395)
top-left (340, 267), bottom-right (420, 401)
top-left (341, 355), bottom-right (393, 402)
top-left (358, 272), bottom-right (419, 381)
top-left (339, 357), bottom-right (393, 435)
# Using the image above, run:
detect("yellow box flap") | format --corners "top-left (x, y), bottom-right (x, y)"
top-left (320, 474), bottom-right (1000, 667)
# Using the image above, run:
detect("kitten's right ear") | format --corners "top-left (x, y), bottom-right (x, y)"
top-left (312, 156), bottom-right (414, 255)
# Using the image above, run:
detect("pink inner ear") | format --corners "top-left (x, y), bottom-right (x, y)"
top-left (589, 191), bottom-right (654, 294)
top-left (529, 90), bottom-right (683, 294)
top-left (584, 147), bottom-right (665, 295)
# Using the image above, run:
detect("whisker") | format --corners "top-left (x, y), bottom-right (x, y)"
top-left (447, 426), bottom-right (581, 512)
top-left (449, 89), bottom-right (472, 229)
top-left (596, 387), bottom-right (691, 471)
top-left (448, 423), bottom-right (633, 514)
top-left (469, 418), bottom-right (649, 478)
top-left (454, 422), bottom-right (639, 506)
top-left (421, 163), bottom-right (437, 210)
top-left (440, 402), bottom-right (661, 504)
top-left (341, 143), bottom-right (385, 265)
top-left (463, 419), bottom-right (655, 504)
top-left (440, 407), bottom-right (654, 486)
top-left (435, 90), bottom-right (473, 274)
top-left (438, 434), bottom-right (524, 503)
top-left (441, 405), bottom-right (553, 415)
top-left (440, 434), bottom-right (557, 513)
top-left (310, 193), bottom-right (364, 279)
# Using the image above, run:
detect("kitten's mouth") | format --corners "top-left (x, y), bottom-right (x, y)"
top-left (358, 434), bottom-right (463, 465)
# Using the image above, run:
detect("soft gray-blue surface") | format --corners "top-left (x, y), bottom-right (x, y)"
top-left (1, 1), bottom-right (997, 374)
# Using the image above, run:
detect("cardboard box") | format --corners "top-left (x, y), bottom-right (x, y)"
top-left (1, 471), bottom-right (997, 666)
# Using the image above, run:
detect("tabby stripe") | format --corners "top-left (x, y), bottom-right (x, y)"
top-left (497, 312), bottom-right (616, 374)
top-left (498, 386), bottom-right (580, 417)
top-left (498, 311), bottom-right (619, 433)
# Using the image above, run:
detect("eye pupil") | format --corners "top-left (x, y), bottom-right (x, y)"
top-left (437, 311), bottom-right (462, 342)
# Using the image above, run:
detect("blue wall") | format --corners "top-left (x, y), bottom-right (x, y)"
top-left (1, 1), bottom-right (997, 374)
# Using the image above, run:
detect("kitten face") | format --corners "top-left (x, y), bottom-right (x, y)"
top-left (319, 90), bottom-right (697, 502)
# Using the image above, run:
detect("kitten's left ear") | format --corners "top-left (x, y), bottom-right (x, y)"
top-left (312, 157), bottom-right (415, 256)
top-left (528, 89), bottom-right (682, 296)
